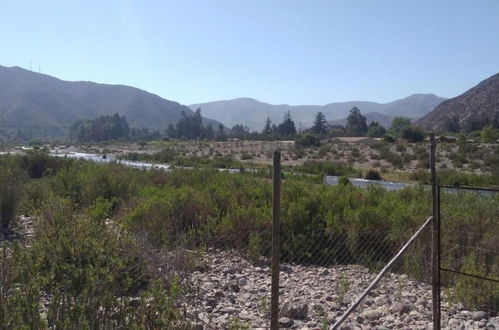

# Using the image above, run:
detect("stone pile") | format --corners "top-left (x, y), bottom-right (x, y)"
top-left (181, 250), bottom-right (498, 329)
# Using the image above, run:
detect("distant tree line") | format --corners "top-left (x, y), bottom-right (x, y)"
top-left (293, 107), bottom-right (425, 146)
top-left (165, 109), bottom-right (227, 141)
top-left (68, 108), bottom-right (430, 144)
top-left (70, 114), bottom-right (130, 142)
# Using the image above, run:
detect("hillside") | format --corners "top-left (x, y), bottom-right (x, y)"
top-left (417, 73), bottom-right (499, 132)
top-left (190, 94), bottom-right (445, 131)
top-left (0, 65), bottom-right (218, 138)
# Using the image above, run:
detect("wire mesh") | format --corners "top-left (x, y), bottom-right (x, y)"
top-left (276, 221), bottom-right (434, 329)
top-left (439, 187), bottom-right (499, 328)
top-left (145, 227), bottom-right (274, 329)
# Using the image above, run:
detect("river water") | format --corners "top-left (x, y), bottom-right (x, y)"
top-left (33, 151), bottom-right (499, 196)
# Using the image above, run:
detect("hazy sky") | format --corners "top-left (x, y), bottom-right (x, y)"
top-left (1, 0), bottom-right (498, 105)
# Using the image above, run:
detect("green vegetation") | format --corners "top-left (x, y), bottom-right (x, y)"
top-left (367, 121), bottom-right (386, 138)
top-left (120, 150), bottom-right (266, 170)
top-left (291, 160), bottom-right (362, 177)
top-left (70, 114), bottom-right (130, 142)
top-left (401, 125), bottom-right (425, 142)
top-left (390, 117), bottom-right (412, 137)
top-left (0, 151), bottom-right (497, 325)
top-left (410, 169), bottom-right (499, 187)
top-left (295, 133), bottom-right (321, 148)
top-left (345, 107), bottom-right (368, 136)
top-left (481, 125), bottom-right (499, 143)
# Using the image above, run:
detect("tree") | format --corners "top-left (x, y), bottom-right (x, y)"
top-left (312, 112), bottom-right (327, 134)
top-left (262, 117), bottom-right (273, 136)
top-left (231, 124), bottom-right (250, 139)
top-left (367, 121), bottom-right (386, 138)
top-left (401, 125), bottom-right (425, 142)
top-left (345, 107), bottom-right (367, 136)
top-left (69, 113), bottom-right (130, 142)
top-left (216, 123), bottom-right (227, 141)
top-left (391, 117), bottom-right (412, 137)
top-left (205, 123), bottom-right (214, 140)
top-left (277, 111), bottom-right (296, 137)
top-left (173, 108), bottom-right (214, 140)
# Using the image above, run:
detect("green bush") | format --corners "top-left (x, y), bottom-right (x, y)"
top-left (294, 161), bottom-right (361, 177)
top-left (0, 159), bottom-right (24, 230)
top-left (365, 169), bottom-right (382, 180)
top-left (295, 133), bottom-right (321, 148)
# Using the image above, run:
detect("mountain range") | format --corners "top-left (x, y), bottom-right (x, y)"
top-left (5, 63), bottom-right (495, 139)
top-left (417, 73), bottom-right (499, 132)
top-left (0, 65), bottom-right (218, 138)
top-left (190, 94), bottom-right (446, 131)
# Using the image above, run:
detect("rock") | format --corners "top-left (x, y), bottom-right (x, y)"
top-left (448, 318), bottom-right (460, 327)
top-left (219, 306), bottom-right (236, 314)
top-left (362, 309), bottom-right (382, 321)
top-left (229, 281), bottom-right (240, 292)
top-left (227, 294), bottom-right (236, 304)
top-left (128, 297), bottom-right (141, 307)
top-left (197, 312), bottom-right (210, 324)
top-left (280, 302), bottom-right (309, 320)
top-left (176, 250), bottom-right (496, 329)
top-left (472, 311), bottom-right (488, 321)
top-left (390, 303), bottom-right (411, 314)
top-left (278, 317), bottom-right (293, 327)
top-left (239, 311), bottom-right (255, 321)
top-left (205, 297), bottom-right (218, 308)
top-left (238, 277), bottom-right (248, 286)
top-left (213, 290), bottom-right (224, 299)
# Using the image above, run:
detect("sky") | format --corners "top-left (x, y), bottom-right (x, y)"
top-left (1, 0), bottom-right (499, 106)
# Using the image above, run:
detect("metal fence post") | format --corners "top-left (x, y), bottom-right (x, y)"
top-left (430, 132), bottom-right (441, 330)
top-left (271, 151), bottom-right (281, 330)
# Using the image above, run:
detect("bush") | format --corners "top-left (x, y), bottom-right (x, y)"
top-left (295, 133), bottom-right (321, 148)
top-left (294, 161), bottom-right (361, 177)
top-left (401, 125), bottom-right (425, 143)
top-left (382, 134), bottom-right (396, 143)
top-left (365, 169), bottom-right (382, 180)
top-left (0, 160), bottom-right (24, 231)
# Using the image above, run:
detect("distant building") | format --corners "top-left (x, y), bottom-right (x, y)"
top-left (333, 137), bottom-right (381, 145)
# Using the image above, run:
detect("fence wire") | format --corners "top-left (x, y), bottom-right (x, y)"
top-left (159, 217), bottom-right (437, 329)
top-left (439, 187), bottom-right (499, 328)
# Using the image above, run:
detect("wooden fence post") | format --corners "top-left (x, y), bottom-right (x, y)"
top-left (430, 132), bottom-right (441, 330)
top-left (271, 151), bottom-right (281, 330)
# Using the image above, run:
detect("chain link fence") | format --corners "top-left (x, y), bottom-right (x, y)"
top-left (120, 140), bottom-right (499, 329)
top-left (439, 185), bottom-right (499, 328)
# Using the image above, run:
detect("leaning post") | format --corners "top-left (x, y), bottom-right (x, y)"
top-left (271, 151), bottom-right (281, 330)
top-left (430, 132), bottom-right (441, 330)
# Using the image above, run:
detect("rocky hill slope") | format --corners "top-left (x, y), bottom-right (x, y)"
top-left (417, 73), bottom-right (499, 132)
